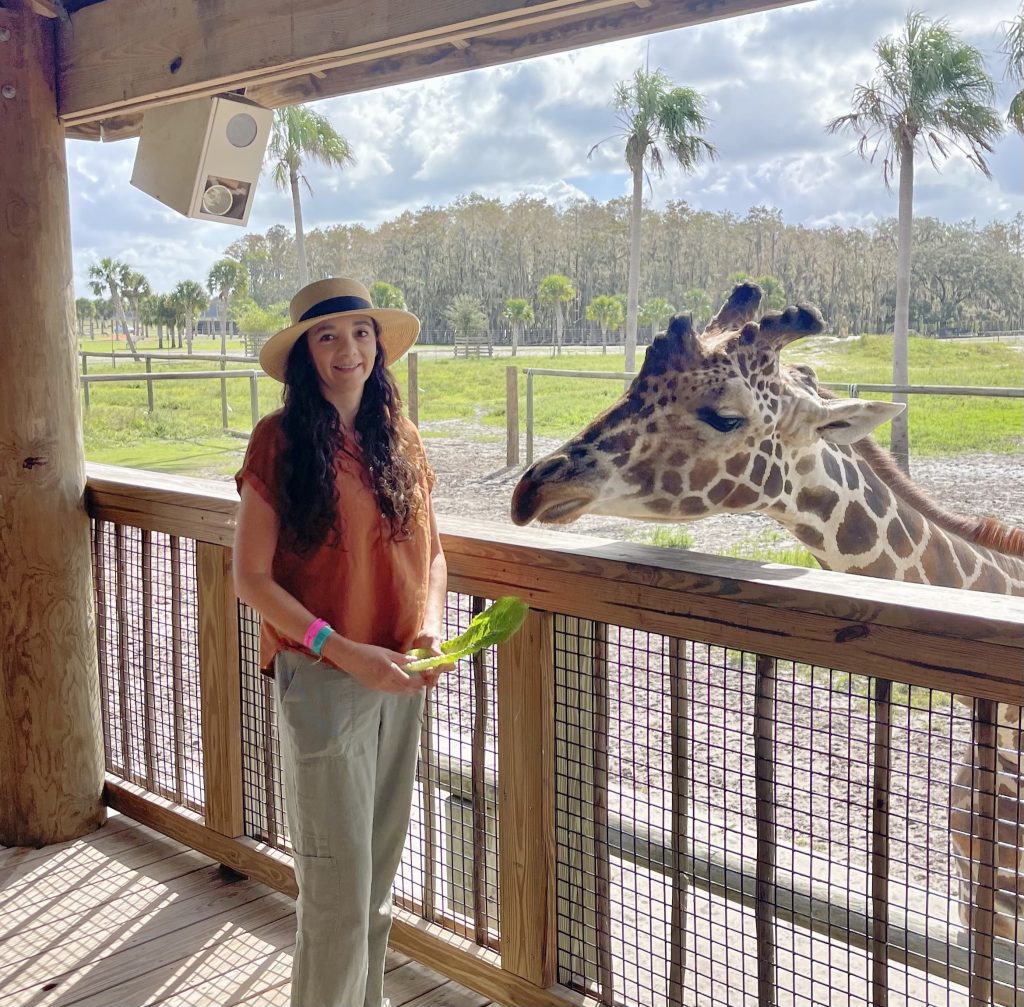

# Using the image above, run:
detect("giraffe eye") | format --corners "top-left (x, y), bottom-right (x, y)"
top-left (696, 406), bottom-right (745, 433)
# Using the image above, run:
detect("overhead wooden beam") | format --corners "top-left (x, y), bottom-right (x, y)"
top-left (60, 0), bottom-right (810, 140)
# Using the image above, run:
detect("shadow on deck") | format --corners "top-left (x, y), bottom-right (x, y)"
top-left (0, 813), bottom-right (495, 1007)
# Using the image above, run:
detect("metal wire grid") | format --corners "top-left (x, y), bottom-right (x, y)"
top-left (238, 601), bottom-right (287, 849)
top-left (552, 622), bottom-right (1022, 1007)
top-left (396, 592), bottom-right (502, 949)
top-left (91, 520), bottom-right (204, 812)
top-left (237, 591), bottom-right (502, 950)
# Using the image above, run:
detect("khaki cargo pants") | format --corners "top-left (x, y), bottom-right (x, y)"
top-left (274, 649), bottom-right (424, 1007)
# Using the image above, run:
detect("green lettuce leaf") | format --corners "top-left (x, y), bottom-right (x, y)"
top-left (406, 596), bottom-right (529, 672)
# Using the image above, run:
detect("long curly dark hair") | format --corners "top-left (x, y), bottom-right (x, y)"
top-left (278, 327), bottom-right (422, 553)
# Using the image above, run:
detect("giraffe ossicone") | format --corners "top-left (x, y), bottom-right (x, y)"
top-left (512, 281), bottom-right (1024, 940)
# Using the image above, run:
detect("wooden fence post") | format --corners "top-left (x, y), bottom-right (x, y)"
top-left (506, 366), bottom-right (519, 467)
top-left (146, 357), bottom-right (154, 412)
top-left (407, 351), bottom-right (418, 426)
top-left (498, 609), bottom-right (556, 987)
top-left (196, 543), bottom-right (243, 838)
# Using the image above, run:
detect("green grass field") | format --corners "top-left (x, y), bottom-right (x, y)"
top-left (78, 333), bottom-right (1024, 476)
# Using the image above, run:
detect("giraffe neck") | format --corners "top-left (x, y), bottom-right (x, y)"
top-left (769, 441), bottom-right (1024, 596)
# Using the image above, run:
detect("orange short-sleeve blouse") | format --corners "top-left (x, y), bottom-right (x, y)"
top-left (235, 410), bottom-right (436, 672)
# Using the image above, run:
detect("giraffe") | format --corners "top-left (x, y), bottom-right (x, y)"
top-left (511, 282), bottom-right (1024, 941)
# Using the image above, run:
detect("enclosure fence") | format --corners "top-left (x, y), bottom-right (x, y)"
top-left (86, 464), bottom-right (1024, 1007)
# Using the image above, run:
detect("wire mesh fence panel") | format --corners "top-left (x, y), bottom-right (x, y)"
top-left (238, 590), bottom-right (502, 952)
top-left (397, 591), bottom-right (502, 951)
top-left (92, 520), bottom-right (204, 812)
top-left (552, 625), bottom-right (1022, 1007)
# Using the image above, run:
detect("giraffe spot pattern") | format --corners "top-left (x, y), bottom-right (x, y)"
top-left (661, 470), bottom-right (683, 496)
top-left (725, 484), bottom-right (759, 509)
top-left (624, 461), bottom-right (656, 495)
top-left (886, 518), bottom-right (914, 559)
top-left (836, 500), bottom-right (875, 556)
top-left (795, 455), bottom-right (816, 476)
top-left (796, 487), bottom-right (840, 522)
top-left (764, 464), bottom-right (783, 497)
top-left (750, 454), bottom-right (767, 486)
top-left (647, 497), bottom-right (673, 515)
top-left (822, 451), bottom-right (842, 486)
top-left (842, 459), bottom-right (859, 490)
top-left (678, 496), bottom-right (709, 515)
top-left (708, 479), bottom-right (736, 504)
top-left (794, 523), bottom-right (824, 549)
top-left (689, 458), bottom-right (719, 492)
top-left (921, 532), bottom-right (959, 584)
top-left (667, 451), bottom-right (688, 467)
top-left (725, 452), bottom-right (750, 477)
top-left (860, 463), bottom-right (890, 519)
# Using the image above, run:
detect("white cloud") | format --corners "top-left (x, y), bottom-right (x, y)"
top-left (68, 0), bottom-right (1024, 296)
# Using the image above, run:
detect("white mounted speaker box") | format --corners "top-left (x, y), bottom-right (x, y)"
top-left (131, 95), bottom-right (273, 226)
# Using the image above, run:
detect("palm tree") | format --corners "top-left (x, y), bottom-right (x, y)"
top-left (586, 294), bottom-right (626, 353)
top-left (369, 281), bottom-right (406, 308)
top-left (446, 295), bottom-right (489, 354)
top-left (1004, 4), bottom-right (1024, 134)
top-left (502, 298), bottom-right (534, 357)
top-left (75, 297), bottom-right (96, 340)
top-left (590, 67), bottom-right (716, 373)
top-left (88, 258), bottom-right (139, 359)
top-left (267, 106), bottom-right (355, 287)
top-left (538, 274), bottom-right (575, 355)
top-left (638, 297), bottom-right (674, 345)
top-left (207, 259), bottom-right (249, 355)
top-left (172, 280), bottom-right (209, 355)
top-left (121, 270), bottom-right (151, 341)
top-left (827, 11), bottom-right (1002, 471)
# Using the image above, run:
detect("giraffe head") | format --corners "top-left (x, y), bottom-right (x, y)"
top-left (511, 283), bottom-right (905, 527)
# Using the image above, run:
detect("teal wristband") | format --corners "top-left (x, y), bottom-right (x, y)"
top-left (310, 624), bottom-right (334, 656)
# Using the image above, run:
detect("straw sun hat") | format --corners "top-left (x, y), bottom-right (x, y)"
top-left (259, 278), bottom-right (420, 382)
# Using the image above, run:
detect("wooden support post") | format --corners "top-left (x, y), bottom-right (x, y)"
top-left (196, 543), bottom-right (243, 837)
top-left (146, 357), bottom-right (154, 412)
top-left (407, 351), bottom-right (418, 426)
top-left (498, 609), bottom-right (556, 987)
top-left (506, 366), bottom-right (519, 467)
top-left (0, 1), bottom-right (105, 846)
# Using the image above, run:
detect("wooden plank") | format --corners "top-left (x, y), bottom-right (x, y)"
top-left (497, 610), bottom-right (556, 986)
top-left (1, 829), bottom-right (184, 892)
top-left (18, 903), bottom-right (296, 1007)
top-left (58, 0), bottom-right (808, 134)
top-left (439, 521), bottom-right (1024, 702)
top-left (0, 813), bottom-right (133, 868)
top-left (2, 865), bottom-right (237, 967)
top-left (390, 917), bottom-right (583, 1007)
top-left (196, 543), bottom-right (244, 837)
top-left (107, 784), bottom-right (587, 1007)
top-left (105, 780), bottom-right (298, 895)
top-left (82, 470), bottom-right (1024, 698)
top-left (1, 877), bottom-right (270, 998)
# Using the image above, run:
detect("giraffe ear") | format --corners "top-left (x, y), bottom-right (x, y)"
top-left (814, 399), bottom-right (906, 445)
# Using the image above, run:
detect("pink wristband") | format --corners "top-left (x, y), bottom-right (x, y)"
top-left (303, 618), bottom-right (329, 650)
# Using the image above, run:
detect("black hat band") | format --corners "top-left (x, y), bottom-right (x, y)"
top-left (299, 295), bottom-right (373, 323)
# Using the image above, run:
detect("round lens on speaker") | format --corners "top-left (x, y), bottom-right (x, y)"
top-left (202, 184), bottom-right (234, 216)
top-left (225, 113), bottom-right (259, 148)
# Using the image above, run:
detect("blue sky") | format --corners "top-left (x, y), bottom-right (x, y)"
top-left (68, 0), bottom-right (1024, 298)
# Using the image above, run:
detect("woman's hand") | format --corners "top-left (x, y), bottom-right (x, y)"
top-left (322, 636), bottom-right (426, 695)
top-left (408, 630), bottom-right (455, 688)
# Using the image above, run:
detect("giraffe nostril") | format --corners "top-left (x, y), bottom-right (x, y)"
top-left (530, 454), bottom-right (570, 482)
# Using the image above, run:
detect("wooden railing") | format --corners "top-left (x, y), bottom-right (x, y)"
top-left (84, 463), bottom-right (1024, 1007)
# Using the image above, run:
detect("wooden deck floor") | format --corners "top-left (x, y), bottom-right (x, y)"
top-left (0, 813), bottom-right (495, 1007)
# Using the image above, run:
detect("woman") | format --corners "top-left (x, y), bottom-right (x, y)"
top-left (234, 277), bottom-right (448, 1007)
